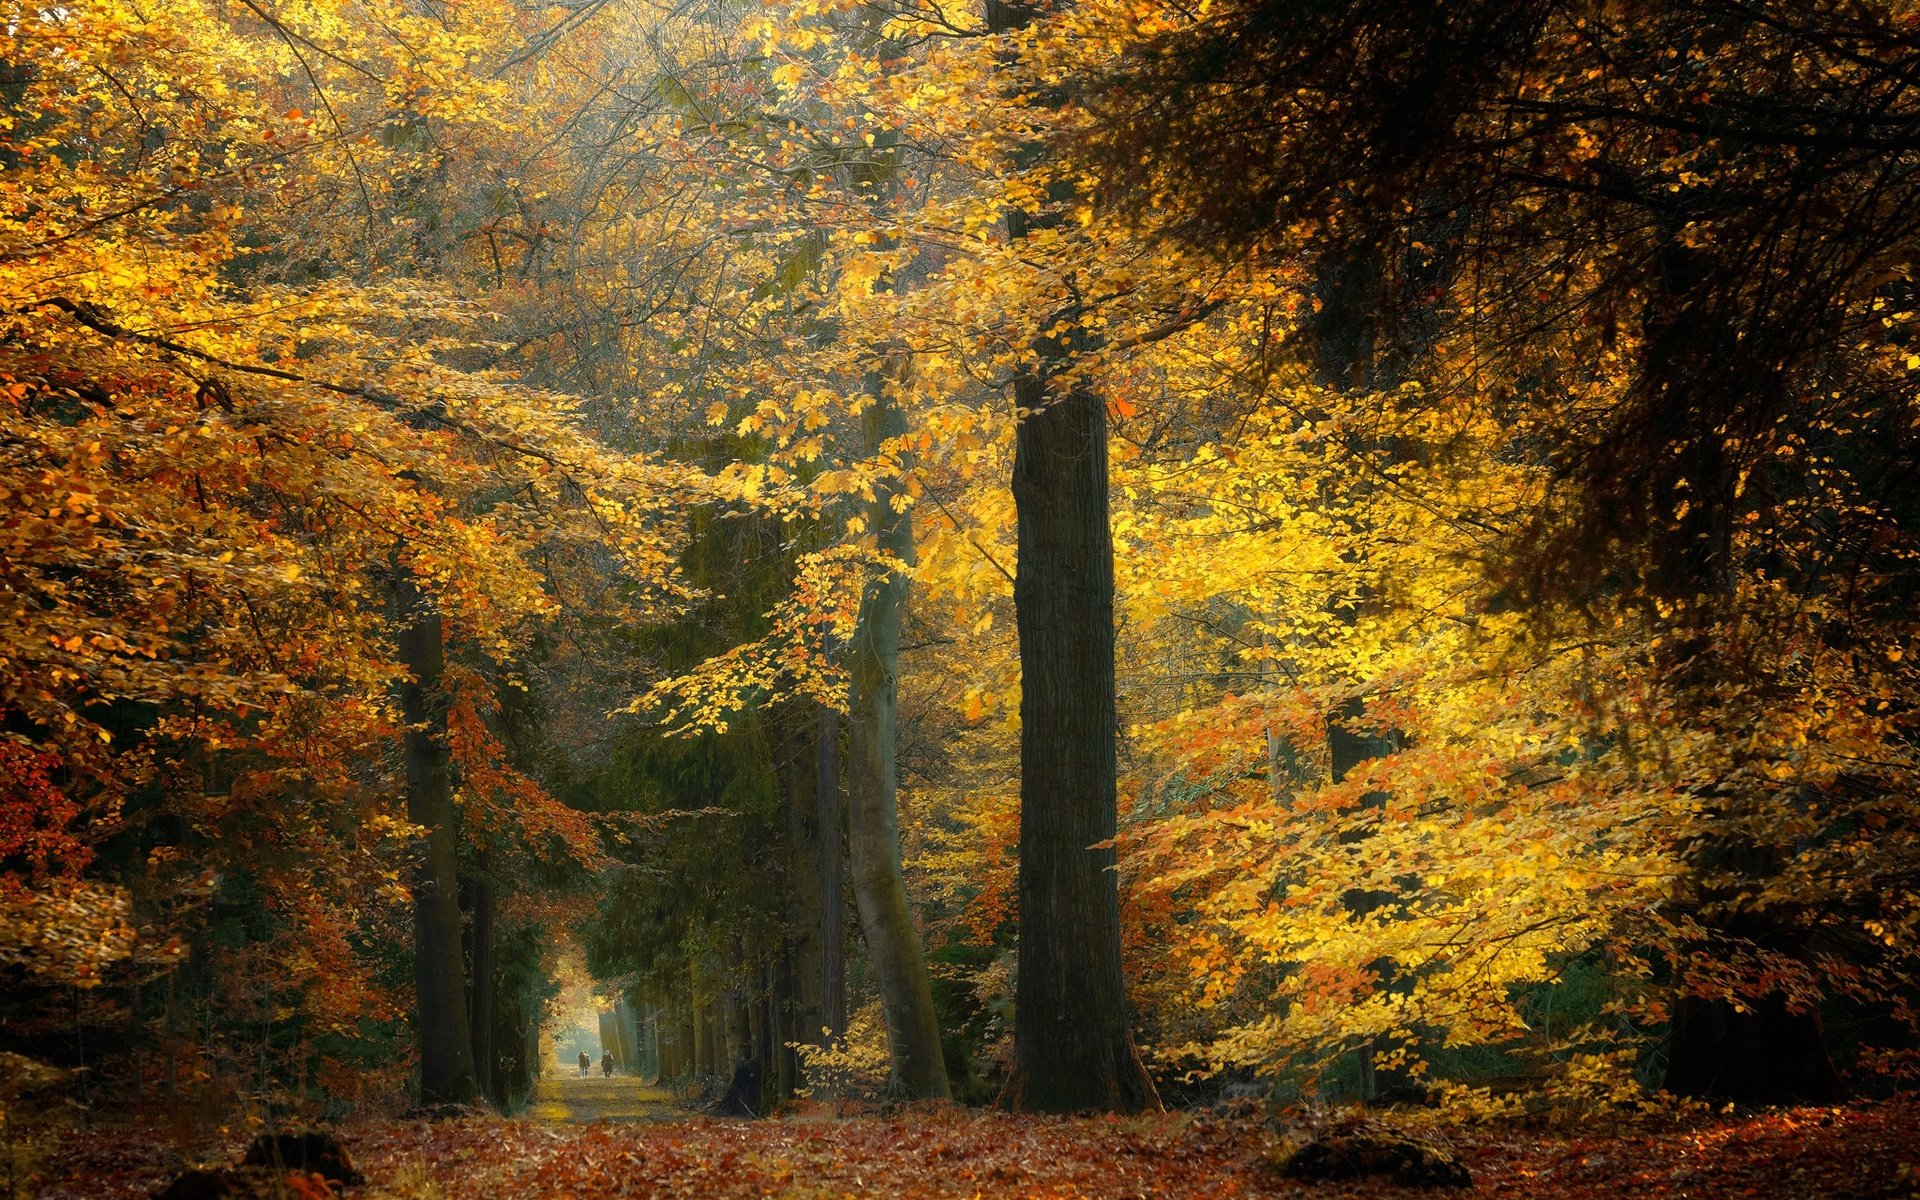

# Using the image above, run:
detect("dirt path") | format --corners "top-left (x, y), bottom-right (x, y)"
top-left (526, 1072), bottom-right (683, 1123)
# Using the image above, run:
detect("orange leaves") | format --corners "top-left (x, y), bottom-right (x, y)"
top-left (445, 667), bottom-right (601, 869)
top-left (39, 1096), bottom-right (1920, 1200)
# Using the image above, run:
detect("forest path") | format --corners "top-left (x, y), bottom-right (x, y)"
top-left (527, 1072), bottom-right (681, 1123)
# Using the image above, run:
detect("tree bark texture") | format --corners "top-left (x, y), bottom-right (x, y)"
top-left (986, 0), bottom-right (1157, 1115)
top-left (846, 376), bottom-right (951, 1101)
top-left (1006, 375), bottom-right (1158, 1114)
top-left (395, 567), bottom-right (480, 1108)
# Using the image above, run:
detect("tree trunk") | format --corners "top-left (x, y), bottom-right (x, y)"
top-left (1639, 234), bottom-right (1842, 1102)
top-left (1005, 375), bottom-right (1158, 1114)
top-left (781, 702), bottom-right (832, 1049)
top-left (1665, 991), bottom-right (1839, 1103)
top-left (983, 0), bottom-right (1156, 1115)
top-left (749, 964), bottom-right (769, 1081)
top-left (725, 953), bottom-right (752, 1071)
top-left (464, 871), bottom-right (496, 1103)
top-left (690, 959), bottom-right (709, 1077)
top-left (773, 946), bottom-right (797, 1097)
top-left (846, 372), bottom-right (951, 1101)
top-left (817, 704), bottom-right (848, 1039)
top-left (395, 566), bottom-right (480, 1108)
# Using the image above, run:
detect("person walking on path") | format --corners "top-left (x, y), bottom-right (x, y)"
top-left (578, 1051), bottom-right (590, 1077)
top-left (601, 1051), bottom-right (614, 1078)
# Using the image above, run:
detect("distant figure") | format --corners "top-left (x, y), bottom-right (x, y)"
top-left (601, 1051), bottom-right (614, 1077)
top-left (578, 1050), bottom-right (590, 1077)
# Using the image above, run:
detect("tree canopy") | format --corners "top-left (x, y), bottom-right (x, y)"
top-left (4, 0), bottom-right (1920, 1149)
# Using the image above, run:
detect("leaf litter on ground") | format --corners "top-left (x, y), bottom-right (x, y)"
top-left (30, 1097), bottom-right (1920, 1199)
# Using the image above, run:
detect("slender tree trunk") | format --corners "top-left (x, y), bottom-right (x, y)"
top-left (690, 959), bottom-right (709, 1077)
top-left (817, 704), bottom-right (848, 1038)
top-left (671, 985), bottom-right (694, 1080)
top-left (395, 566), bottom-right (480, 1108)
top-left (750, 965), bottom-right (769, 1070)
top-left (464, 871), bottom-right (496, 1103)
top-left (773, 946), bottom-right (797, 1097)
top-left (781, 703), bottom-right (832, 1048)
top-left (846, 371), bottom-right (951, 1101)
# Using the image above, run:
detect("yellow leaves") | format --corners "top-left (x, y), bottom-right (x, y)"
top-left (836, 252), bottom-right (886, 299)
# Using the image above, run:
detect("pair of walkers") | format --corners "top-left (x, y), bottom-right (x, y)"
top-left (576, 1050), bottom-right (615, 1077)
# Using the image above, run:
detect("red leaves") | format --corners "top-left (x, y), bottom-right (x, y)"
top-left (33, 1099), bottom-right (1920, 1200)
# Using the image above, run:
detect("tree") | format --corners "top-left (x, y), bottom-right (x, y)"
top-left (845, 368), bottom-right (952, 1100)
top-left (1067, 0), bottom-right (1920, 1102)
top-left (0, 0), bottom-right (705, 1108)
top-left (395, 569), bottom-right (481, 1107)
top-left (982, 0), bottom-right (1159, 1113)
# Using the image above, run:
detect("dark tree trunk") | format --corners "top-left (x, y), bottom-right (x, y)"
top-left (1665, 992), bottom-right (1840, 1103)
top-left (395, 567), bottom-right (479, 1108)
top-left (1662, 836), bottom-right (1842, 1102)
top-left (1005, 374), bottom-right (1158, 1113)
top-left (690, 959), bottom-right (709, 1076)
top-left (817, 704), bottom-right (847, 1038)
top-left (1640, 237), bottom-right (1842, 1103)
top-left (463, 872), bottom-right (496, 1103)
top-left (773, 946), bottom-right (797, 1097)
top-left (983, 0), bottom-right (1156, 1116)
top-left (725, 962), bottom-right (752, 1071)
top-left (846, 375), bottom-right (951, 1101)
top-left (780, 701), bottom-right (838, 1050)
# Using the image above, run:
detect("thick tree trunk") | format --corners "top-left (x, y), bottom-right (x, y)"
top-left (846, 375), bottom-right (951, 1101)
top-left (597, 1010), bottom-right (619, 1070)
top-left (1006, 376), bottom-right (1158, 1114)
top-left (982, 0), bottom-right (1156, 1116)
top-left (1639, 241), bottom-right (1841, 1101)
top-left (395, 568), bottom-right (480, 1109)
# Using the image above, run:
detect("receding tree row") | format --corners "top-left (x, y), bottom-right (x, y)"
top-left (4, 0), bottom-right (1918, 1125)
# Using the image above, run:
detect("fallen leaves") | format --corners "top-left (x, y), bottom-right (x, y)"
top-left (30, 1098), bottom-right (1920, 1200)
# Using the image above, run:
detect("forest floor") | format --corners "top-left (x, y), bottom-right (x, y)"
top-left (29, 1095), bottom-right (1920, 1199)
top-left (524, 1072), bottom-right (680, 1123)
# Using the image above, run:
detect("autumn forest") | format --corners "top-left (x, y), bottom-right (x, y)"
top-left (6, 0), bottom-right (1920, 1197)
